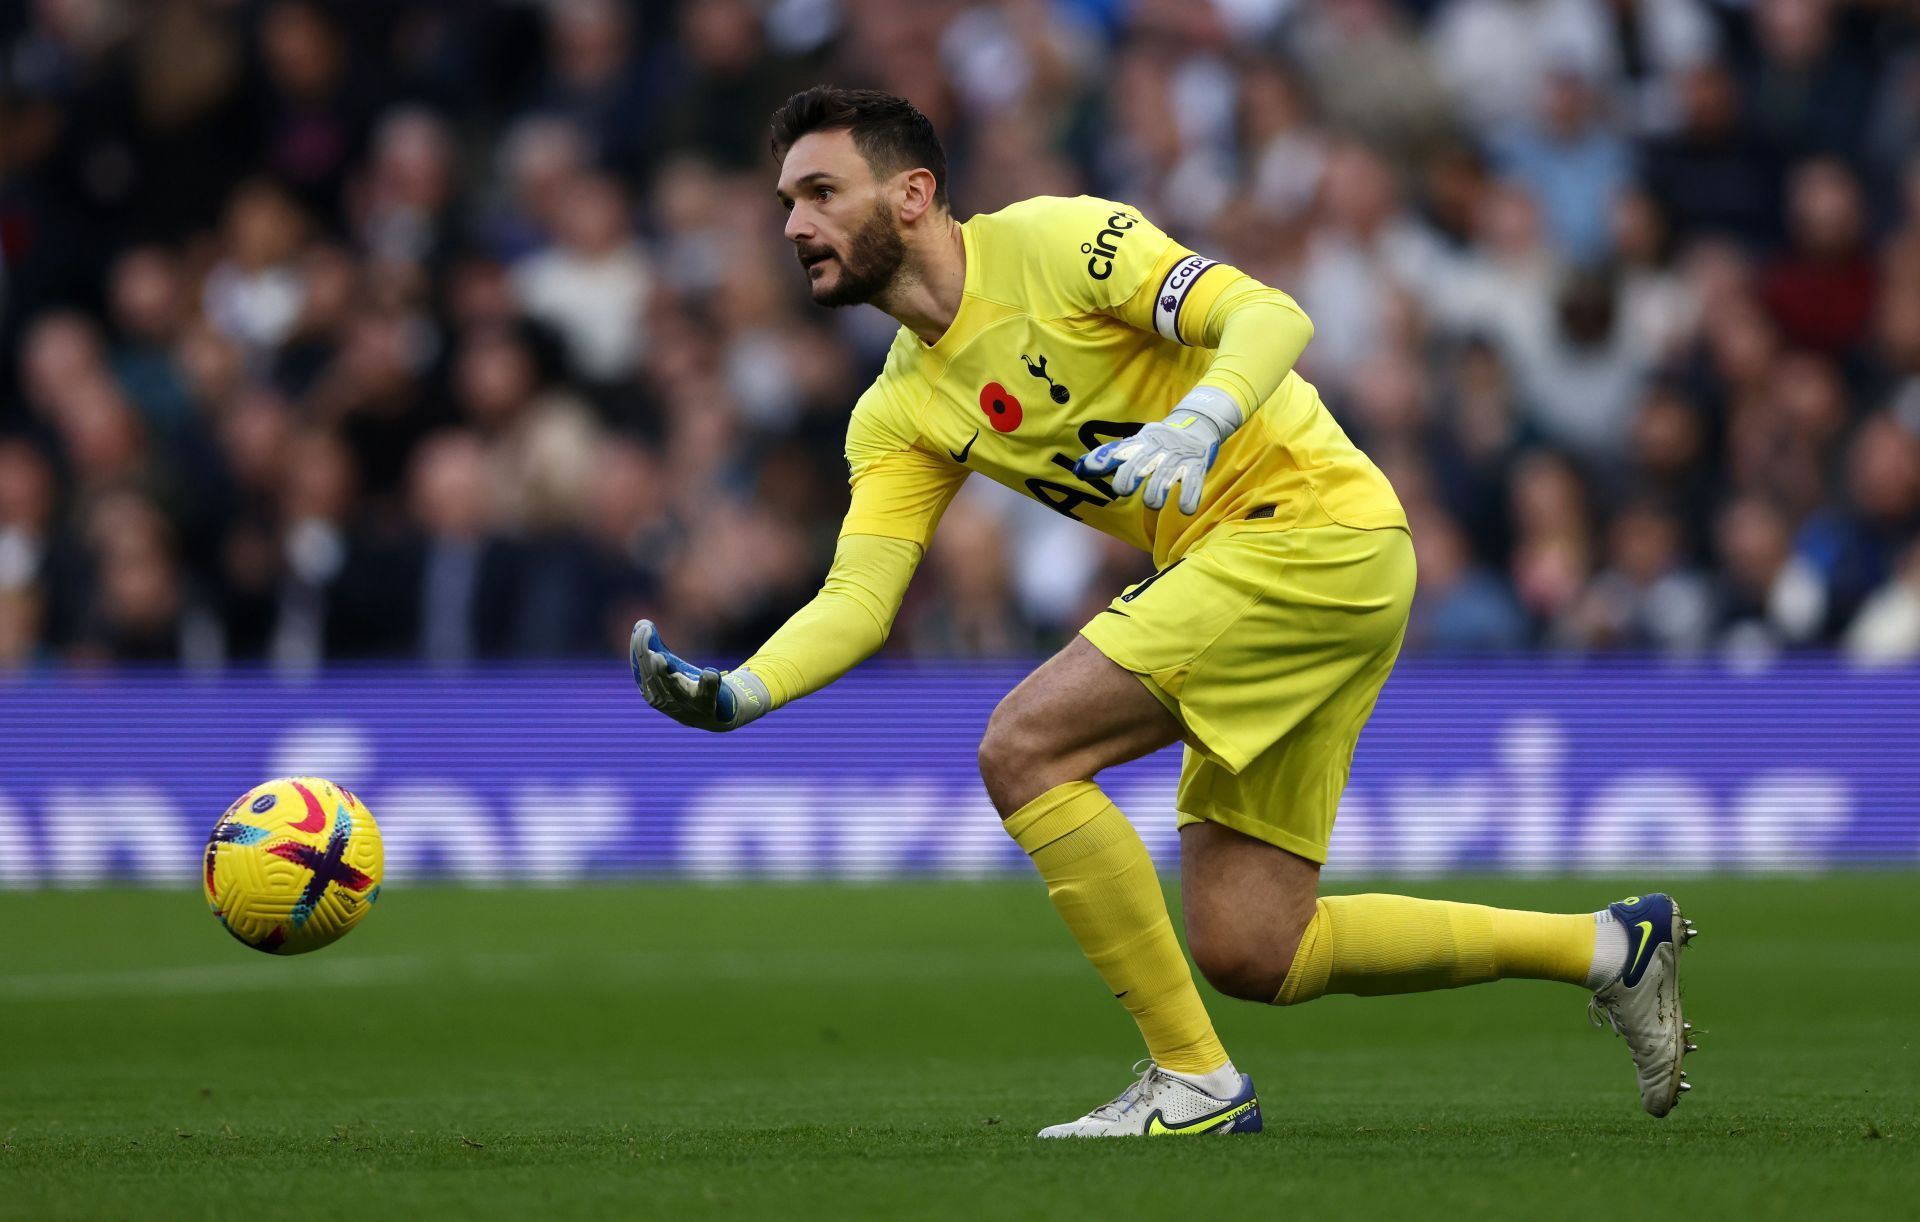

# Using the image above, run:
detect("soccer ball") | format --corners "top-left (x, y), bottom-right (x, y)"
top-left (203, 776), bottom-right (384, 955)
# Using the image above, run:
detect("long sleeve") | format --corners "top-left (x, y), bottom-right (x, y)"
top-left (737, 532), bottom-right (923, 709)
top-left (1107, 230), bottom-right (1315, 420)
top-left (1190, 279), bottom-right (1315, 417)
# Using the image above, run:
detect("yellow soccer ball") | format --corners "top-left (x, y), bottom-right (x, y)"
top-left (203, 776), bottom-right (384, 955)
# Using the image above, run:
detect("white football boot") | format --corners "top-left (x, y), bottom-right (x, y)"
top-left (1589, 892), bottom-right (1698, 1117)
top-left (1037, 1061), bottom-right (1262, 1137)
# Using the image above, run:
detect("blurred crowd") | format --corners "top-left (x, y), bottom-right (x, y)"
top-left (4, 0), bottom-right (1920, 671)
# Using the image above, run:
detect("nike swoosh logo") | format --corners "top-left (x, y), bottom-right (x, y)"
top-left (1144, 1098), bottom-right (1258, 1135)
top-left (1628, 919), bottom-right (1655, 978)
top-left (949, 429), bottom-right (979, 463)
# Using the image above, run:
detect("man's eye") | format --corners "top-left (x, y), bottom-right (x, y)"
top-left (815, 187), bottom-right (832, 201)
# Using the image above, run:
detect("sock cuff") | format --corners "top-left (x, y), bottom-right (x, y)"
top-left (1274, 897), bottom-right (1333, 1005)
top-left (1005, 781), bottom-right (1109, 855)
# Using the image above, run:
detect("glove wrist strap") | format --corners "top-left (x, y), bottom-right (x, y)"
top-left (725, 668), bottom-right (773, 727)
top-left (1171, 385), bottom-right (1244, 437)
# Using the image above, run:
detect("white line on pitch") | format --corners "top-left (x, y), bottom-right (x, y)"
top-left (0, 948), bottom-right (1080, 1002)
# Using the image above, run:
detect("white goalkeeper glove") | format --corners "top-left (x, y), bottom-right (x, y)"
top-left (1074, 386), bottom-right (1244, 516)
top-left (629, 619), bottom-right (770, 732)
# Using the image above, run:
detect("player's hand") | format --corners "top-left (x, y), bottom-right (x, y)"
top-left (629, 620), bottom-right (770, 732)
top-left (1075, 409), bottom-right (1222, 514)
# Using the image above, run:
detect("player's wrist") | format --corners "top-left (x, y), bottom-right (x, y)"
top-left (721, 668), bottom-right (772, 729)
top-left (1171, 386), bottom-right (1244, 437)
top-left (1163, 408), bottom-right (1226, 448)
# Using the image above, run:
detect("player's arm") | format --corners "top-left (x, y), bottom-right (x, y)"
top-left (1145, 270), bottom-right (1315, 416)
top-left (632, 431), bottom-right (966, 732)
top-left (631, 532), bottom-right (922, 730)
top-left (1061, 200), bottom-right (1315, 512)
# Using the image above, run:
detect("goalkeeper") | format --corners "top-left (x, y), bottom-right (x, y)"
top-left (632, 87), bottom-right (1695, 1136)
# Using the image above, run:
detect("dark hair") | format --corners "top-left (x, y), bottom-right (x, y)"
top-left (770, 86), bottom-right (949, 209)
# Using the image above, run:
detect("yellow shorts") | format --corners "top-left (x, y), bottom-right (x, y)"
top-left (1079, 519), bottom-right (1415, 864)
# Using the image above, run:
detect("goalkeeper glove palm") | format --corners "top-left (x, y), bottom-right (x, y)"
top-left (629, 619), bottom-right (770, 732)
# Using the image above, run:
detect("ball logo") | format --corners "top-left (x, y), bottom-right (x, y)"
top-left (979, 382), bottom-right (1023, 432)
top-left (287, 780), bottom-right (330, 833)
top-left (250, 793), bottom-right (278, 814)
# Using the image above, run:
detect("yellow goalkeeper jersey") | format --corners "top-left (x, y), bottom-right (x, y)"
top-left (839, 194), bottom-right (1405, 567)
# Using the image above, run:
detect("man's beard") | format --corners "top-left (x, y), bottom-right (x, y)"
top-left (802, 202), bottom-right (906, 308)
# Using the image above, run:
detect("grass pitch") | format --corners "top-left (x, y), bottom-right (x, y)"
top-left (1, 877), bottom-right (1914, 1221)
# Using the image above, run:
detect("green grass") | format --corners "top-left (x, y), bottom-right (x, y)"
top-left (1, 877), bottom-right (1914, 1221)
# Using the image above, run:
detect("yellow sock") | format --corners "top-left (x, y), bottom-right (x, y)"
top-left (1006, 782), bottom-right (1228, 1074)
top-left (1275, 894), bottom-right (1596, 1006)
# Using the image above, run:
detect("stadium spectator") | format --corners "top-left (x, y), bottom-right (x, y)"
top-left (254, 0), bottom-right (365, 222)
top-left (531, 0), bottom-right (661, 182)
top-left (201, 179), bottom-right (311, 360)
top-left (305, 307), bottom-right (446, 505)
top-left (1423, 181), bottom-right (1558, 365)
top-left (1, 0), bottom-right (1916, 670)
top-left (1609, 189), bottom-right (1699, 363)
top-left (1286, 0), bottom-right (1453, 167)
top-left (661, 0), bottom-right (818, 170)
top-left (1624, 380), bottom-right (1716, 548)
top-left (1427, 0), bottom-right (1560, 135)
top-left (1405, 501), bottom-right (1528, 651)
top-left (1845, 537), bottom-right (1920, 666)
top-left (270, 426), bottom-right (359, 668)
top-left (1713, 494), bottom-right (1826, 655)
top-left (1761, 158), bottom-right (1877, 359)
top-left (510, 172), bottom-right (651, 385)
top-left (350, 107), bottom-right (461, 276)
top-left (1504, 264), bottom-right (1653, 465)
top-left (1507, 449), bottom-right (1596, 641)
top-left (1556, 0), bottom-right (1719, 137)
top-left (1295, 140), bottom-right (1445, 386)
top-left (909, 488), bottom-right (1040, 657)
top-left (1737, 0), bottom-right (1879, 163)
top-left (1638, 62), bottom-right (1780, 249)
top-left (72, 489), bottom-right (202, 664)
top-left (1487, 68), bottom-right (1632, 265)
top-left (0, 438), bottom-right (78, 654)
top-left (1796, 412), bottom-right (1920, 634)
top-left (402, 430), bottom-right (522, 665)
top-left (485, 116), bottom-right (591, 264)
top-left (105, 246), bottom-right (194, 434)
top-left (1566, 498), bottom-right (1715, 652)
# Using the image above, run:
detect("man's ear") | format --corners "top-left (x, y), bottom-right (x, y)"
top-left (896, 167), bottom-right (941, 225)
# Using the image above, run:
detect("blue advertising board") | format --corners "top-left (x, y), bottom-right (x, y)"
top-left (0, 659), bottom-right (1914, 885)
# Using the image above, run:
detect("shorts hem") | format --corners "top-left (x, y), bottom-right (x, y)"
top-left (1174, 806), bottom-right (1329, 865)
top-left (1077, 624), bottom-right (1253, 774)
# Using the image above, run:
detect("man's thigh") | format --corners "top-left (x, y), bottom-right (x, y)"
top-left (980, 635), bottom-right (1183, 813)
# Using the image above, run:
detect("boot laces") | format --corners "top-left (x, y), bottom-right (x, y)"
top-left (1086, 1059), bottom-right (1161, 1122)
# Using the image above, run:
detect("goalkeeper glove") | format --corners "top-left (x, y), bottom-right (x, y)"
top-left (629, 619), bottom-right (771, 732)
top-left (1074, 386), bottom-right (1244, 515)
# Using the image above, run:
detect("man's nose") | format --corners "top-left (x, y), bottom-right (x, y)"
top-left (784, 208), bottom-right (813, 243)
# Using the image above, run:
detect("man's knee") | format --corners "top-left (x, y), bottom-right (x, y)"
top-left (1188, 915), bottom-right (1309, 1003)
top-left (979, 695), bottom-right (1051, 815)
